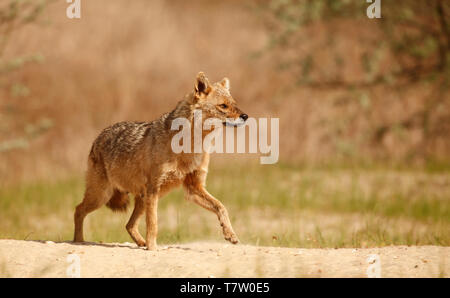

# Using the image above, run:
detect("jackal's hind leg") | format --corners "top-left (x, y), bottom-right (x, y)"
top-left (74, 184), bottom-right (113, 243)
top-left (145, 194), bottom-right (159, 251)
top-left (126, 195), bottom-right (146, 247)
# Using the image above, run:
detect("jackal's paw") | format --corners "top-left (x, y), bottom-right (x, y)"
top-left (146, 245), bottom-right (157, 251)
top-left (146, 242), bottom-right (157, 251)
top-left (136, 240), bottom-right (146, 247)
top-left (224, 234), bottom-right (239, 244)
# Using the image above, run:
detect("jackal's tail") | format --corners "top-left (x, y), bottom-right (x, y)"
top-left (106, 189), bottom-right (130, 212)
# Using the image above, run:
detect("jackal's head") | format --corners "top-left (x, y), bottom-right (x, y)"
top-left (192, 72), bottom-right (248, 126)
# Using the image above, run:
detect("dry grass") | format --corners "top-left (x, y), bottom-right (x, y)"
top-left (0, 163), bottom-right (448, 248)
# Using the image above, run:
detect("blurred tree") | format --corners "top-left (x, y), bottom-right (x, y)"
top-left (0, 0), bottom-right (55, 152)
top-left (259, 0), bottom-right (449, 161)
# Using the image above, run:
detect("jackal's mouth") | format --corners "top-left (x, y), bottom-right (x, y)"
top-left (223, 117), bottom-right (246, 127)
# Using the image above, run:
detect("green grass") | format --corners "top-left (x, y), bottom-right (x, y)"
top-left (0, 163), bottom-right (448, 248)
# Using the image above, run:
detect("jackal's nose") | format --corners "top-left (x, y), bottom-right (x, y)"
top-left (240, 114), bottom-right (248, 121)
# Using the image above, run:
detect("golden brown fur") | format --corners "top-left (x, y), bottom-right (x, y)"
top-left (73, 72), bottom-right (247, 250)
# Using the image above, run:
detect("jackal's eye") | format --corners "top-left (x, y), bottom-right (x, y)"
top-left (219, 104), bottom-right (228, 109)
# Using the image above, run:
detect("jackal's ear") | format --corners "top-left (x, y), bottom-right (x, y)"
top-left (194, 72), bottom-right (211, 95)
top-left (220, 78), bottom-right (230, 90)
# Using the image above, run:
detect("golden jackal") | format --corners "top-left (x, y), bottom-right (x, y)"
top-left (74, 72), bottom-right (248, 250)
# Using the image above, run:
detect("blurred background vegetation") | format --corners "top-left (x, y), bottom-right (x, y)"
top-left (259, 0), bottom-right (450, 164)
top-left (0, 0), bottom-right (448, 248)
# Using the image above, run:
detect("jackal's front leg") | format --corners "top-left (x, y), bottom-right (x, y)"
top-left (186, 186), bottom-right (239, 244)
top-left (145, 194), bottom-right (159, 250)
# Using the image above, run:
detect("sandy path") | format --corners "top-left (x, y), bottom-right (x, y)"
top-left (0, 240), bottom-right (447, 277)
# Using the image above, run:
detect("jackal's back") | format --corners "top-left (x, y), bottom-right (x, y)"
top-left (89, 121), bottom-right (152, 164)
